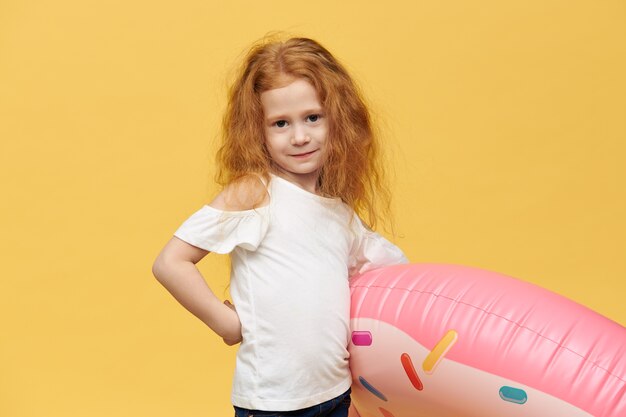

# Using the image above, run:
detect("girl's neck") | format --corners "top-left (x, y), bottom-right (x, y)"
top-left (270, 169), bottom-right (320, 195)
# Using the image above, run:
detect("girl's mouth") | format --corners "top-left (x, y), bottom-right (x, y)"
top-left (291, 150), bottom-right (317, 159)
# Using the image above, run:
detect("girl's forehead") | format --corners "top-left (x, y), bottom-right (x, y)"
top-left (260, 78), bottom-right (322, 114)
top-left (262, 72), bottom-right (320, 94)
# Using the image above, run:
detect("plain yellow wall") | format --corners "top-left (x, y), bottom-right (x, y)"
top-left (1, 1), bottom-right (624, 416)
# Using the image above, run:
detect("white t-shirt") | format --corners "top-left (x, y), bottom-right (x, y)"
top-left (174, 174), bottom-right (408, 411)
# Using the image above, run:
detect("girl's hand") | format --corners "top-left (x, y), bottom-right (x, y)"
top-left (222, 300), bottom-right (242, 346)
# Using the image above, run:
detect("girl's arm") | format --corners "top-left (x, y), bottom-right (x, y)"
top-left (348, 215), bottom-right (409, 278)
top-left (152, 237), bottom-right (242, 345)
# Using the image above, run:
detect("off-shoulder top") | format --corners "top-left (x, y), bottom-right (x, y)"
top-left (174, 174), bottom-right (408, 411)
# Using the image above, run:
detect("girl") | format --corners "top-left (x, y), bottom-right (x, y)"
top-left (152, 37), bottom-right (408, 417)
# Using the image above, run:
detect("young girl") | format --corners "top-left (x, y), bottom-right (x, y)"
top-left (153, 37), bottom-right (408, 417)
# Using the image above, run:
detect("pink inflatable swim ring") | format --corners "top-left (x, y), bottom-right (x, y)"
top-left (348, 263), bottom-right (626, 417)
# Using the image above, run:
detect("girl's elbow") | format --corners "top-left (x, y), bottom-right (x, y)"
top-left (151, 256), bottom-right (168, 282)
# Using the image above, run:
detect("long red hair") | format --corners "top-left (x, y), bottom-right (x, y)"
top-left (216, 36), bottom-right (391, 230)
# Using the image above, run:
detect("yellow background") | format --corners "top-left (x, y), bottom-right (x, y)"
top-left (1, 1), bottom-right (624, 416)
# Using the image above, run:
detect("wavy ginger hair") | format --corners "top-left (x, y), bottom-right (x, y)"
top-left (216, 37), bottom-right (391, 230)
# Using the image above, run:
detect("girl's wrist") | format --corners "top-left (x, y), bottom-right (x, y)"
top-left (217, 301), bottom-right (242, 343)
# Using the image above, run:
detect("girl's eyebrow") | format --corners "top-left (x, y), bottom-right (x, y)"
top-left (265, 108), bottom-right (324, 121)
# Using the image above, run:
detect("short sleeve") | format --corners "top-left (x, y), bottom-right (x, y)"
top-left (173, 205), bottom-right (269, 254)
top-left (348, 215), bottom-right (409, 277)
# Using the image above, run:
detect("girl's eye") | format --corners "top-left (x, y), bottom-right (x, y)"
top-left (307, 114), bottom-right (320, 122)
top-left (275, 120), bottom-right (288, 128)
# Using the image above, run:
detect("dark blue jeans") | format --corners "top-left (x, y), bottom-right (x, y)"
top-left (233, 389), bottom-right (351, 417)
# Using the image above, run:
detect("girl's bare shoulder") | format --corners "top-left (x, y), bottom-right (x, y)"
top-left (209, 174), bottom-right (269, 211)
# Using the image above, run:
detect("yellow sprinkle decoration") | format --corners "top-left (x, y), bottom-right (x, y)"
top-left (423, 330), bottom-right (458, 374)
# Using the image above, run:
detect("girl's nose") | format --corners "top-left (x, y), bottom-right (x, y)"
top-left (291, 125), bottom-right (311, 145)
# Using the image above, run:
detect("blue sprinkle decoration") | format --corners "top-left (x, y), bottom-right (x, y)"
top-left (499, 386), bottom-right (528, 404)
top-left (359, 376), bottom-right (388, 402)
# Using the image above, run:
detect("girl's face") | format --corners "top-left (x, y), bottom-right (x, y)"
top-left (261, 78), bottom-right (328, 194)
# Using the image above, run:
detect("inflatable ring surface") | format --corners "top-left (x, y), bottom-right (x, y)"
top-left (349, 263), bottom-right (626, 417)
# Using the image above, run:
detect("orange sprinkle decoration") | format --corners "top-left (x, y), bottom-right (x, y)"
top-left (400, 353), bottom-right (424, 391)
top-left (379, 407), bottom-right (395, 417)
